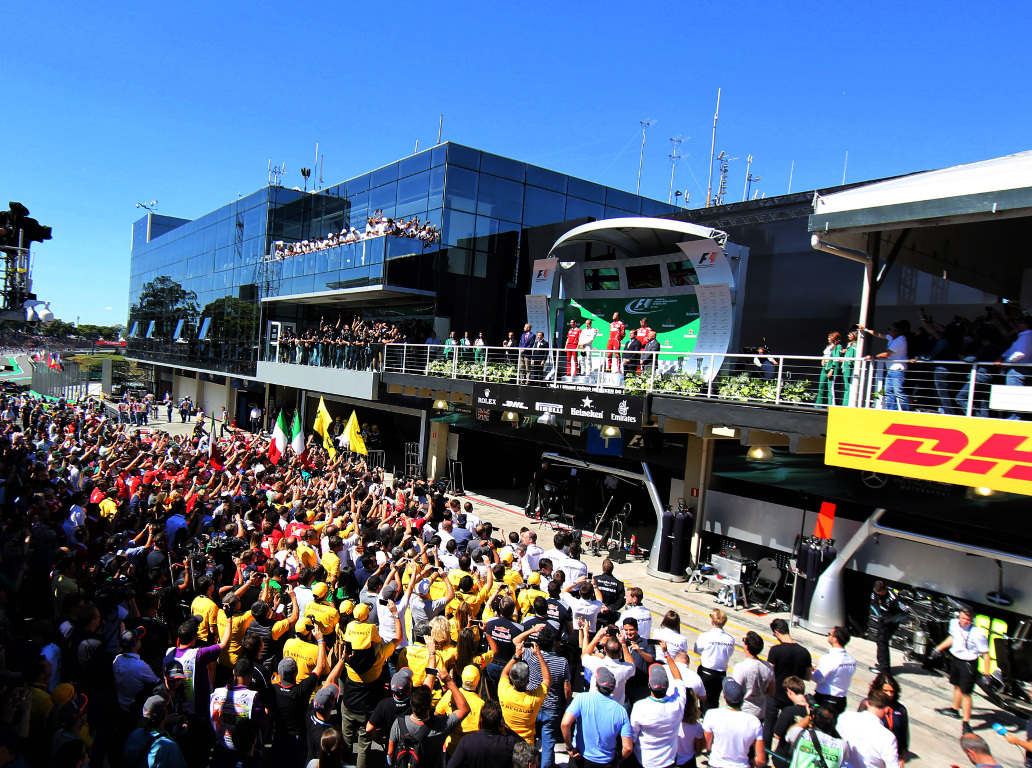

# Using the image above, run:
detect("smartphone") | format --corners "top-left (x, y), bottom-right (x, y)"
top-left (378, 598), bottom-right (388, 606)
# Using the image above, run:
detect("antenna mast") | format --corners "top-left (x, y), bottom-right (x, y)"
top-left (667, 136), bottom-right (687, 204)
top-left (713, 151), bottom-right (737, 206)
top-left (268, 160), bottom-right (287, 187)
top-left (705, 88), bottom-right (721, 207)
top-left (636, 119), bottom-right (657, 195)
top-left (743, 155), bottom-right (761, 202)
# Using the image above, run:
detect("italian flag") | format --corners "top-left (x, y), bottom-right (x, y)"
top-left (268, 409), bottom-right (288, 465)
top-left (290, 411), bottom-right (308, 465)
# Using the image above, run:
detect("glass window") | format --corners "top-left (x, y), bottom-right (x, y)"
top-left (443, 209), bottom-right (476, 247)
top-left (370, 163), bottom-right (399, 188)
top-left (473, 252), bottom-right (489, 278)
top-left (584, 268), bottom-right (621, 291)
top-left (523, 186), bottom-right (567, 227)
top-left (667, 259), bottom-right (700, 286)
top-left (431, 144), bottom-right (447, 167)
top-left (567, 177), bottom-right (605, 203)
top-left (445, 248), bottom-right (471, 275)
top-left (369, 182), bottom-right (397, 215)
top-left (526, 165), bottom-right (568, 194)
top-left (565, 197), bottom-right (604, 220)
top-left (605, 206), bottom-right (638, 219)
top-left (447, 144), bottom-right (481, 170)
top-left (341, 173), bottom-right (369, 195)
top-left (626, 263), bottom-right (663, 289)
top-left (476, 174), bottom-right (523, 222)
top-left (445, 166), bottom-right (478, 213)
top-left (605, 187), bottom-right (641, 214)
top-left (397, 170), bottom-right (430, 218)
top-left (480, 153), bottom-right (526, 182)
top-left (429, 165), bottom-right (445, 205)
top-left (399, 151), bottom-right (432, 178)
top-left (641, 197), bottom-right (678, 216)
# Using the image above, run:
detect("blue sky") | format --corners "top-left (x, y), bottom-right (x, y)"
top-left (8, 0), bottom-right (1032, 325)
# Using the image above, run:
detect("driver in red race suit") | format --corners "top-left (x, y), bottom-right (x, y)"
top-left (606, 312), bottom-right (626, 372)
top-left (634, 317), bottom-right (653, 346)
top-left (565, 319), bottom-right (581, 376)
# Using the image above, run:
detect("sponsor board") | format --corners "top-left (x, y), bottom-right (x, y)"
top-left (470, 382), bottom-right (644, 427)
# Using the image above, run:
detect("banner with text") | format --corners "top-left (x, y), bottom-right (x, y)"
top-left (471, 382), bottom-right (644, 427)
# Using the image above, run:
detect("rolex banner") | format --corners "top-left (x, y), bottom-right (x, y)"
top-left (470, 382), bottom-right (644, 427)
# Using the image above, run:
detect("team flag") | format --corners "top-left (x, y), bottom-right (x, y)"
top-left (313, 397), bottom-right (337, 460)
top-left (289, 411), bottom-right (309, 464)
top-left (208, 414), bottom-right (225, 471)
top-left (342, 410), bottom-right (367, 455)
top-left (268, 409), bottom-right (288, 465)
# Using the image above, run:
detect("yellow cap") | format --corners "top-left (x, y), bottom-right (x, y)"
top-left (51, 683), bottom-right (76, 707)
top-left (340, 600), bottom-right (355, 616)
top-left (295, 616), bottom-right (312, 634)
top-left (461, 665), bottom-right (481, 689)
top-left (502, 552), bottom-right (513, 563)
top-left (528, 572), bottom-right (541, 586)
top-left (312, 582), bottom-right (329, 599)
top-left (353, 603), bottom-right (370, 622)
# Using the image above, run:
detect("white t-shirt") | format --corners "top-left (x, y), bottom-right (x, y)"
top-left (654, 626), bottom-right (689, 658)
top-left (561, 592), bottom-right (604, 632)
top-left (836, 710), bottom-right (900, 768)
top-left (695, 628), bottom-right (735, 671)
top-left (812, 648), bottom-right (856, 698)
top-left (674, 661), bottom-right (708, 703)
top-left (677, 721), bottom-right (706, 765)
top-left (582, 654), bottom-right (635, 705)
top-left (702, 707), bottom-right (763, 768)
top-left (378, 592), bottom-right (409, 649)
top-left (948, 618), bottom-right (989, 661)
top-left (619, 605), bottom-right (652, 639)
top-left (885, 335), bottom-right (908, 371)
top-left (631, 684), bottom-right (686, 767)
top-left (559, 557), bottom-right (588, 585)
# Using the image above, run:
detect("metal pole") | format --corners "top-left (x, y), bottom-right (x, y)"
top-left (966, 364), bottom-right (977, 417)
top-left (775, 355), bottom-right (784, 404)
top-left (743, 155), bottom-right (752, 202)
top-left (636, 122), bottom-right (649, 195)
top-left (437, 115), bottom-right (443, 144)
top-left (706, 88), bottom-right (721, 207)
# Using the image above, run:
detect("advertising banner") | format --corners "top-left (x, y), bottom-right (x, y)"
top-left (471, 382), bottom-right (644, 427)
top-left (569, 294), bottom-right (700, 355)
top-left (825, 407), bottom-right (1032, 496)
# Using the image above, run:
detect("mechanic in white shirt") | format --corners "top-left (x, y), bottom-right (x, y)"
top-left (618, 586), bottom-right (652, 639)
top-left (694, 609), bottom-right (736, 711)
top-left (836, 691), bottom-right (900, 768)
top-left (561, 577), bottom-right (605, 632)
top-left (630, 647), bottom-right (686, 767)
top-left (580, 623), bottom-right (636, 705)
top-left (931, 608), bottom-right (991, 730)
top-left (520, 530), bottom-right (544, 576)
top-left (672, 650), bottom-right (708, 705)
top-left (558, 543), bottom-right (588, 585)
top-left (811, 625), bottom-right (857, 714)
top-left (113, 628), bottom-right (159, 712)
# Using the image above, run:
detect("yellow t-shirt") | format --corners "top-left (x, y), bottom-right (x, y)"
top-left (282, 637), bottom-right (321, 682)
top-left (215, 611), bottom-right (254, 668)
top-left (296, 542), bottom-right (320, 570)
top-left (345, 640), bottom-right (396, 684)
top-left (190, 595), bottom-right (220, 644)
top-left (321, 551), bottom-right (341, 580)
top-left (436, 688), bottom-right (485, 752)
top-left (503, 569), bottom-right (523, 593)
top-left (305, 600), bottom-right (340, 636)
top-left (498, 677), bottom-right (547, 743)
top-left (517, 588), bottom-right (549, 617)
top-left (99, 498), bottom-right (118, 520)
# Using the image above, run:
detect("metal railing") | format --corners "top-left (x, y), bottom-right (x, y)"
top-left (378, 343), bottom-right (1032, 417)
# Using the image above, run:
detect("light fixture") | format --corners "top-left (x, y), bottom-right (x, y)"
top-left (503, 411), bottom-right (518, 422)
top-left (602, 425), bottom-right (621, 438)
top-left (432, 399), bottom-right (448, 410)
top-left (536, 412), bottom-right (557, 426)
top-left (559, 261), bottom-right (576, 270)
top-left (746, 445), bottom-right (773, 461)
top-left (966, 485), bottom-right (996, 500)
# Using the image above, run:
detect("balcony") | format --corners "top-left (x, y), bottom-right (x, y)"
top-left (127, 338), bottom-right (258, 377)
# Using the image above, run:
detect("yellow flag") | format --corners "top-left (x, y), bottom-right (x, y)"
top-left (344, 410), bottom-right (368, 455)
top-left (313, 397), bottom-right (337, 460)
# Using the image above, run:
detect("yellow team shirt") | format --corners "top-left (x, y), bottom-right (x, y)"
top-left (305, 600), bottom-right (340, 636)
top-left (296, 542), bottom-right (320, 570)
top-left (215, 611), bottom-right (254, 668)
top-left (320, 551), bottom-right (341, 581)
top-left (498, 677), bottom-right (547, 743)
top-left (518, 588), bottom-right (549, 617)
top-left (99, 498), bottom-right (118, 520)
top-left (345, 640), bottom-right (397, 684)
top-left (436, 688), bottom-right (485, 752)
top-left (282, 637), bottom-right (321, 681)
top-left (447, 569), bottom-right (480, 590)
top-left (503, 569), bottom-right (522, 592)
top-left (190, 595), bottom-right (220, 644)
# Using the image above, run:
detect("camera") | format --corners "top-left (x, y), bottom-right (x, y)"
top-left (606, 626), bottom-right (618, 637)
top-left (378, 598), bottom-right (388, 606)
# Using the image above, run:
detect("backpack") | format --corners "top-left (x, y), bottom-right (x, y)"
top-left (392, 715), bottom-right (430, 768)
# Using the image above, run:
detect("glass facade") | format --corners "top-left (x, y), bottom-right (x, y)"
top-left (127, 143), bottom-right (680, 376)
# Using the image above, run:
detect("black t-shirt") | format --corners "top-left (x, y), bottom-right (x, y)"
top-left (773, 704), bottom-right (808, 759)
top-left (368, 695), bottom-right (412, 736)
top-left (767, 643), bottom-right (812, 705)
top-left (521, 615), bottom-right (552, 641)
top-left (485, 617), bottom-right (522, 664)
top-left (307, 709), bottom-right (335, 761)
top-left (274, 675), bottom-right (321, 737)
top-left (593, 573), bottom-right (625, 610)
top-left (545, 598), bottom-right (573, 643)
top-left (340, 663), bottom-right (389, 715)
top-left (449, 729), bottom-right (520, 768)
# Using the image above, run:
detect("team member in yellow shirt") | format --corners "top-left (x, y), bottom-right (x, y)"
top-left (397, 621), bottom-right (435, 687)
top-left (305, 582), bottom-right (340, 638)
top-left (501, 553), bottom-right (523, 592)
top-left (99, 487), bottom-right (119, 521)
top-left (215, 594), bottom-right (254, 670)
top-left (436, 665), bottom-right (486, 753)
top-left (189, 576), bottom-right (220, 644)
top-left (449, 570), bottom-right (494, 617)
top-left (517, 572), bottom-right (548, 617)
top-left (498, 638), bottom-right (551, 743)
top-left (282, 618), bottom-right (325, 682)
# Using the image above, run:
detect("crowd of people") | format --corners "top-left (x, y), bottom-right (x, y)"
top-left (276, 316), bottom-right (424, 371)
top-left (271, 213), bottom-right (441, 261)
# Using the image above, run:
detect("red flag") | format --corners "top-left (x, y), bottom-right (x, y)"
top-left (208, 415), bottom-right (225, 471)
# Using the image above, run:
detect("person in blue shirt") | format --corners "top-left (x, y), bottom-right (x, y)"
top-left (124, 695), bottom-right (188, 768)
top-left (561, 667), bottom-right (633, 768)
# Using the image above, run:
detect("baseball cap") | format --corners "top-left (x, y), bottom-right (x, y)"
top-left (382, 582), bottom-right (399, 600)
top-left (340, 600), bottom-right (355, 616)
top-left (163, 660), bottom-right (186, 680)
top-left (527, 572), bottom-right (541, 586)
top-left (278, 657), bottom-right (298, 683)
top-left (416, 578), bottom-right (431, 597)
top-left (312, 684), bottom-right (339, 712)
top-left (120, 626), bottom-right (146, 650)
top-left (142, 695), bottom-right (167, 722)
top-left (595, 667), bottom-right (617, 694)
top-left (461, 665), bottom-right (481, 690)
top-left (312, 582), bottom-right (329, 599)
top-left (647, 663), bottom-right (669, 694)
top-left (50, 683), bottom-right (75, 708)
top-left (58, 693), bottom-right (88, 726)
top-left (295, 616), bottom-right (312, 635)
top-left (501, 552), bottom-right (513, 564)
top-left (722, 677), bottom-right (745, 704)
top-left (353, 603), bottom-right (370, 622)
top-left (391, 669), bottom-right (413, 696)
top-left (457, 513), bottom-right (467, 526)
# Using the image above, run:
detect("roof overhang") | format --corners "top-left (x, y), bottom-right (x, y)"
top-left (261, 285), bottom-right (435, 306)
top-left (548, 217), bottom-right (727, 259)
top-left (810, 150), bottom-right (1032, 235)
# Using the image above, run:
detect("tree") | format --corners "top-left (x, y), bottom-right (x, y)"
top-left (40, 319), bottom-right (76, 338)
top-left (201, 296), bottom-right (259, 342)
top-left (129, 276), bottom-right (199, 337)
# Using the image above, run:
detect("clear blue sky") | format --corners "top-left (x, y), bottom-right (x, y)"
top-left (8, 0), bottom-right (1031, 325)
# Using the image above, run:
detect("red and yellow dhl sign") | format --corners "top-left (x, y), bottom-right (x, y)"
top-left (825, 407), bottom-right (1032, 496)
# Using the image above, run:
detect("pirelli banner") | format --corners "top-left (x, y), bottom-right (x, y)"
top-left (826, 407), bottom-right (1032, 496)
top-left (470, 382), bottom-right (644, 428)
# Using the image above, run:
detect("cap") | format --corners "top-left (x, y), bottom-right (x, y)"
top-left (382, 582), bottom-right (399, 600)
top-left (647, 663), bottom-right (669, 694)
top-left (278, 657), bottom-right (298, 682)
top-left (163, 660), bottom-right (186, 680)
top-left (340, 600), bottom-right (355, 616)
top-left (528, 572), bottom-right (541, 586)
top-left (312, 684), bottom-right (339, 712)
top-left (722, 677), bottom-right (745, 704)
top-left (50, 683), bottom-right (75, 708)
top-left (353, 603), bottom-right (370, 622)
top-left (312, 582), bottom-right (329, 599)
top-left (457, 514), bottom-right (467, 526)
top-left (595, 667), bottom-right (617, 694)
top-left (416, 578), bottom-right (431, 597)
top-left (119, 626), bottom-right (146, 650)
top-left (391, 669), bottom-right (413, 696)
top-left (142, 694), bottom-right (167, 722)
top-left (58, 693), bottom-right (88, 726)
top-left (461, 665), bottom-right (481, 690)
top-left (501, 552), bottom-right (513, 564)
top-left (295, 616), bottom-right (312, 635)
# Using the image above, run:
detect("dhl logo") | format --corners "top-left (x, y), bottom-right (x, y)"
top-left (825, 407), bottom-right (1032, 496)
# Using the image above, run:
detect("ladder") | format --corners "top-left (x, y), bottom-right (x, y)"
top-left (404, 442), bottom-right (422, 479)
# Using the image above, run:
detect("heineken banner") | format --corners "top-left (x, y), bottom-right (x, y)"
top-left (471, 382), bottom-right (644, 427)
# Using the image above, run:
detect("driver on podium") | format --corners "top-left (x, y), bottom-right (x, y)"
top-left (606, 312), bottom-right (626, 372)
top-left (565, 319), bottom-right (581, 376)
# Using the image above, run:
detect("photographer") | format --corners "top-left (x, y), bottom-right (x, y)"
top-left (579, 621), bottom-right (635, 706)
top-left (781, 699), bottom-right (847, 768)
